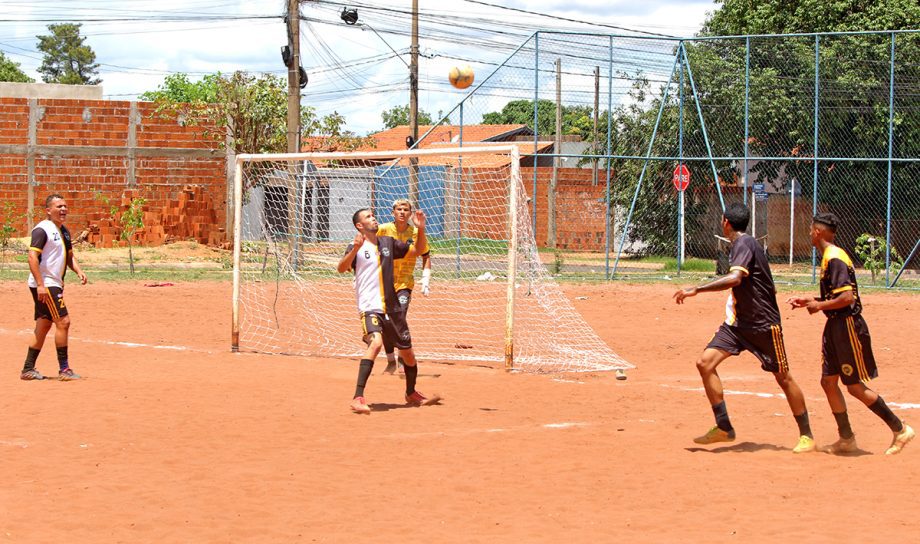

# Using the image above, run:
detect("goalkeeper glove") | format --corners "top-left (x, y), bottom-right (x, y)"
top-left (421, 268), bottom-right (431, 296)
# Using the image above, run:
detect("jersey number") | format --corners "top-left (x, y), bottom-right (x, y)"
top-left (364, 250), bottom-right (370, 259)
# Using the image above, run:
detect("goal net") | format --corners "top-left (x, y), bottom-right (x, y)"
top-left (231, 145), bottom-right (631, 373)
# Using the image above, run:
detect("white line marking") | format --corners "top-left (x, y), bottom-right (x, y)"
top-left (661, 383), bottom-right (918, 410)
top-left (378, 421), bottom-right (590, 439)
top-left (0, 327), bottom-right (212, 354)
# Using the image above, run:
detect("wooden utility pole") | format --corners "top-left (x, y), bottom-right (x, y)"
top-left (408, 0), bottom-right (420, 206)
top-left (548, 58), bottom-right (561, 249)
top-left (286, 0), bottom-right (301, 154)
top-left (593, 66), bottom-right (599, 186)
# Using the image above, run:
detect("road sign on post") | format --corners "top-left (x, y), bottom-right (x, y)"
top-left (673, 164), bottom-right (690, 191)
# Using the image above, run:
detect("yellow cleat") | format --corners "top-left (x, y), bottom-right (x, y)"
top-left (885, 423), bottom-right (915, 455)
top-left (693, 426), bottom-right (736, 445)
top-left (823, 436), bottom-right (858, 454)
top-left (792, 435), bottom-right (816, 454)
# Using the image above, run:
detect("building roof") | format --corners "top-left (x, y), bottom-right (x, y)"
top-left (365, 124), bottom-right (534, 152)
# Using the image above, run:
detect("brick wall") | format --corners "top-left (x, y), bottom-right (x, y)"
top-left (0, 97), bottom-right (230, 247)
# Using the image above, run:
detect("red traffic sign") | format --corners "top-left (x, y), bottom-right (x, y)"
top-left (673, 164), bottom-right (690, 191)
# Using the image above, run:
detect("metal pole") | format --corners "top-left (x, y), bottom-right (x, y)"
top-left (885, 32), bottom-right (896, 287)
top-left (532, 32), bottom-right (540, 237)
top-left (812, 36), bottom-right (820, 284)
top-left (681, 44), bottom-right (725, 211)
top-left (505, 146), bottom-right (522, 370)
top-left (612, 49), bottom-right (682, 276)
top-left (549, 57), bottom-right (561, 249)
top-left (455, 102), bottom-right (464, 278)
top-left (789, 178), bottom-right (795, 266)
top-left (409, 0), bottom-right (420, 206)
top-left (678, 52), bottom-right (685, 272)
top-left (605, 35), bottom-right (613, 279)
top-left (743, 37), bottom-right (750, 206)
top-left (231, 158), bottom-right (244, 352)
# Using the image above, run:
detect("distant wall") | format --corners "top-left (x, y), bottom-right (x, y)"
top-left (0, 97), bottom-right (232, 247)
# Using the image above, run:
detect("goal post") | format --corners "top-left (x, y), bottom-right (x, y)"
top-left (231, 145), bottom-right (632, 373)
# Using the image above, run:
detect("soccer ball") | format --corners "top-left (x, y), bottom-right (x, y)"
top-left (448, 65), bottom-right (475, 90)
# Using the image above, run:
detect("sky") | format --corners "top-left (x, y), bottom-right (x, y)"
top-left (0, 0), bottom-right (716, 135)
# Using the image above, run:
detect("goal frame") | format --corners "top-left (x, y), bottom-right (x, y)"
top-left (230, 145), bottom-right (522, 369)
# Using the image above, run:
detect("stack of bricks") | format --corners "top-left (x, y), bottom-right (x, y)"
top-left (81, 185), bottom-right (226, 248)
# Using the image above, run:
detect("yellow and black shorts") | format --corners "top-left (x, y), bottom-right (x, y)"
top-left (822, 314), bottom-right (877, 385)
top-left (30, 286), bottom-right (68, 322)
top-left (706, 322), bottom-right (790, 373)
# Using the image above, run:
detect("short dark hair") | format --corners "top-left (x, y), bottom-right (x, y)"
top-left (352, 207), bottom-right (371, 228)
top-left (45, 194), bottom-right (64, 208)
top-left (813, 212), bottom-right (839, 233)
top-left (722, 202), bottom-right (750, 232)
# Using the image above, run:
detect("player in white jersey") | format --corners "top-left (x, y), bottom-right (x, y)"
top-left (336, 207), bottom-right (441, 414)
top-left (20, 194), bottom-right (87, 381)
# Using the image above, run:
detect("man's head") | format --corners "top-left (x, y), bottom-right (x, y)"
top-left (721, 202), bottom-right (750, 234)
top-left (44, 194), bottom-right (67, 225)
top-left (352, 207), bottom-right (378, 234)
top-left (392, 199), bottom-right (412, 225)
top-left (810, 212), bottom-right (839, 247)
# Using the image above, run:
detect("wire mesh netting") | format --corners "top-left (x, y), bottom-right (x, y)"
top-left (427, 30), bottom-right (920, 288)
top-left (233, 147), bottom-right (632, 372)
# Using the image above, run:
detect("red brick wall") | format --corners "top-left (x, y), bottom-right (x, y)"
top-left (0, 97), bottom-right (228, 247)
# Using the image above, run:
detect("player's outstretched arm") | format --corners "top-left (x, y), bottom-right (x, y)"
top-left (410, 209), bottom-right (427, 257)
top-left (337, 233), bottom-right (363, 273)
top-left (674, 270), bottom-right (743, 304)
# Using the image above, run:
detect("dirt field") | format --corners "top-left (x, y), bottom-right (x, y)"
top-left (1, 279), bottom-right (917, 543)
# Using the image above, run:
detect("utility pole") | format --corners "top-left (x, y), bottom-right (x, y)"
top-left (286, 0), bottom-right (301, 154)
top-left (408, 0), bottom-right (420, 206)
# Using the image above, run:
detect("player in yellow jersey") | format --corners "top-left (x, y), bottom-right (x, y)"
top-left (377, 199), bottom-right (431, 375)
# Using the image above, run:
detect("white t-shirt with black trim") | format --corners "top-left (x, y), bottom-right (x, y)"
top-left (28, 219), bottom-right (72, 289)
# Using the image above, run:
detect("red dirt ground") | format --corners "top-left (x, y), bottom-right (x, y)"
top-left (1, 280), bottom-right (917, 543)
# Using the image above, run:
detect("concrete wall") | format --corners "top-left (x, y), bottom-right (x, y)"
top-left (0, 82), bottom-right (104, 100)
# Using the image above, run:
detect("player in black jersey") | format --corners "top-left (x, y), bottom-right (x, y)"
top-left (787, 212), bottom-right (914, 455)
top-left (675, 202), bottom-right (815, 453)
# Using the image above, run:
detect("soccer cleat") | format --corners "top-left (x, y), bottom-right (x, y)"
top-left (382, 361), bottom-right (398, 375)
top-left (58, 368), bottom-right (81, 381)
top-left (405, 390), bottom-right (442, 407)
top-left (885, 423), bottom-right (915, 455)
top-left (350, 396), bottom-right (371, 414)
top-left (823, 436), bottom-right (858, 455)
top-left (693, 426), bottom-right (736, 445)
top-left (20, 369), bottom-right (44, 381)
top-left (792, 435), bottom-right (816, 454)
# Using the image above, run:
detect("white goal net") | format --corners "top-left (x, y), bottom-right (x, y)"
top-left (231, 145), bottom-right (631, 373)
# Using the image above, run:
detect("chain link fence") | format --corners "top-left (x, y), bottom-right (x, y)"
top-left (421, 30), bottom-right (920, 288)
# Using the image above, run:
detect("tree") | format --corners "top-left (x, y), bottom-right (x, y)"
top-left (0, 52), bottom-right (33, 83)
top-left (36, 23), bottom-right (101, 85)
top-left (482, 99), bottom-right (594, 136)
top-left (380, 104), bottom-right (433, 130)
top-left (143, 71), bottom-right (374, 155)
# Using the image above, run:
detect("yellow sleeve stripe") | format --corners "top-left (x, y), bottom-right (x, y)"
top-left (831, 286), bottom-right (853, 294)
top-left (729, 266), bottom-right (749, 276)
top-left (29, 247), bottom-right (43, 253)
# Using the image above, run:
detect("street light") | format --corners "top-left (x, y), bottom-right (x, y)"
top-left (340, 7), bottom-right (410, 68)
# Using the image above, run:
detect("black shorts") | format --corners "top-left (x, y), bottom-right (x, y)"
top-left (360, 311), bottom-right (412, 351)
top-left (706, 322), bottom-right (789, 373)
top-left (395, 288), bottom-right (412, 313)
top-left (31, 286), bottom-right (68, 321)
top-left (822, 314), bottom-right (877, 385)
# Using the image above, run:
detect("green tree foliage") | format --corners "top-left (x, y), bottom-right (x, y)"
top-left (380, 104), bottom-right (433, 129)
top-left (482, 99), bottom-right (594, 137)
top-left (694, 0), bottom-right (920, 248)
top-left (95, 194), bottom-right (146, 274)
top-left (588, 1), bottom-right (920, 258)
top-left (36, 23), bottom-right (101, 84)
top-left (142, 71), bottom-right (374, 156)
top-left (0, 52), bottom-right (33, 83)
